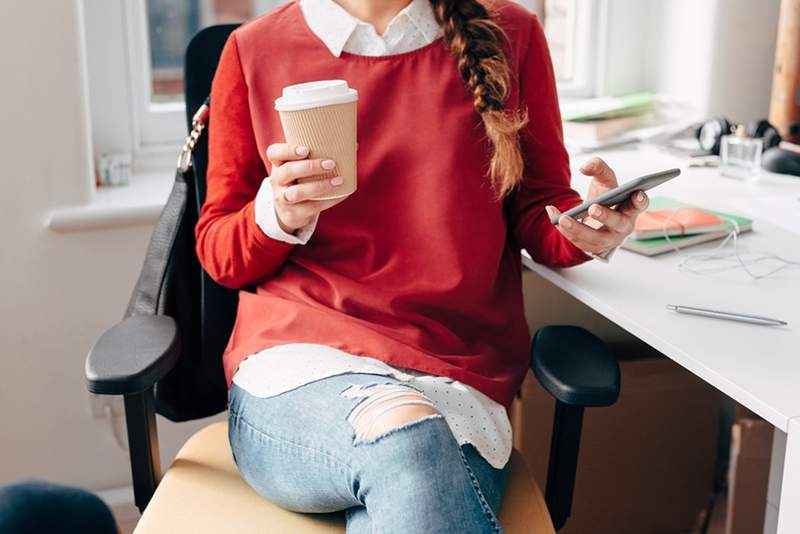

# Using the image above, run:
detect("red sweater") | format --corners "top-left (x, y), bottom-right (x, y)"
top-left (195, 0), bottom-right (590, 409)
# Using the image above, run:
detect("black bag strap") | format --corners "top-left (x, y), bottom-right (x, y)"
top-left (126, 98), bottom-right (210, 317)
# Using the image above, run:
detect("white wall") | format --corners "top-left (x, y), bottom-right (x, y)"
top-left (701, 0), bottom-right (781, 121)
top-left (0, 0), bottom-right (214, 493)
top-left (601, 0), bottom-right (654, 97)
top-left (597, 0), bottom-right (780, 121)
top-left (643, 0), bottom-right (780, 120)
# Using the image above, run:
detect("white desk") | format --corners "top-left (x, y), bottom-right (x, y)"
top-left (524, 146), bottom-right (800, 534)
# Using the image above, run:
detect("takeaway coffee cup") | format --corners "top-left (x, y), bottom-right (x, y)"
top-left (274, 80), bottom-right (358, 200)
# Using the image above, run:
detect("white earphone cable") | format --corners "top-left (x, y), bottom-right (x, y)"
top-left (657, 208), bottom-right (800, 279)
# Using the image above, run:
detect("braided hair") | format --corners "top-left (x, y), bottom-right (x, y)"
top-left (429, 0), bottom-right (529, 200)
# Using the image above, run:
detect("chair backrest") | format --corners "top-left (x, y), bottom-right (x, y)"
top-left (153, 24), bottom-right (241, 422)
top-left (184, 24), bottom-right (240, 205)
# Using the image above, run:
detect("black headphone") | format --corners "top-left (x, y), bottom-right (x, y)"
top-left (696, 117), bottom-right (782, 155)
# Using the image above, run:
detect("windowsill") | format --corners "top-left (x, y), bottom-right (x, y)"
top-left (47, 171), bottom-right (173, 233)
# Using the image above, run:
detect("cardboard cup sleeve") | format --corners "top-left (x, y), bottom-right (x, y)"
top-left (278, 101), bottom-right (357, 200)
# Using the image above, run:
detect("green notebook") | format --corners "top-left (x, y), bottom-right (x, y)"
top-left (621, 197), bottom-right (753, 257)
top-left (560, 92), bottom-right (656, 122)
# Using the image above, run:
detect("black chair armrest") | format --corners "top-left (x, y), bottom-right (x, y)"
top-left (531, 325), bottom-right (619, 407)
top-left (85, 315), bottom-right (179, 512)
top-left (86, 315), bottom-right (180, 396)
top-left (530, 325), bottom-right (620, 531)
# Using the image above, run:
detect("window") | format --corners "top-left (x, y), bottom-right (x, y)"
top-left (544, 0), bottom-right (605, 96)
top-left (542, 0), bottom-right (577, 82)
top-left (514, 0), bottom-right (605, 96)
top-left (127, 0), bottom-right (285, 152)
top-left (84, 0), bottom-right (605, 170)
top-left (147, 1), bottom-right (202, 103)
top-left (147, 0), bottom-right (278, 103)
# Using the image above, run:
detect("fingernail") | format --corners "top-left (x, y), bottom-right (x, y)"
top-left (295, 146), bottom-right (309, 156)
top-left (589, 205), bottom-right (602, 218)
top-left (636, 191), bottom-right (647, 204)
top-left (561, 217), bottom-right (573, 229)
top-left (322, 159), bottom-right (336, 170)
top-left (330, 176), bottom-right (344, 186)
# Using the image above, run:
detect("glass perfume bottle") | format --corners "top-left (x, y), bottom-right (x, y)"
top-left (720, 125), bottom-right (763, 182)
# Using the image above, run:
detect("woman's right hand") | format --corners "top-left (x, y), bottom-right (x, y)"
top-left (266, 143), bottom-right (350, 234)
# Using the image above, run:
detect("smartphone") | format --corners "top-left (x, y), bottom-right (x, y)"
top-left (551, 168), bottom-right (681, 225)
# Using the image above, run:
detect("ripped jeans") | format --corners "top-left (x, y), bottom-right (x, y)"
top-left (228, 373), bottom-right (509, 533)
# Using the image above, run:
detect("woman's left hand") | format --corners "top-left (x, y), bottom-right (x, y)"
top-left (545, 157), bottom-right (649, 256)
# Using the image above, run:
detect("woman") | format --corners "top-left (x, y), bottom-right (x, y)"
top-left (196, 0), bottom-right (648, 532)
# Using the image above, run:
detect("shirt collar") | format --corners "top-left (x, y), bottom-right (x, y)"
top-left (392, 0), bottom-right (440, 43)
top-left (299, 0), bottom-right (440, 57)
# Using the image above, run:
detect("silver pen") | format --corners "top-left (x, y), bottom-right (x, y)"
top-left (666, 304), bottom-right (788, 327)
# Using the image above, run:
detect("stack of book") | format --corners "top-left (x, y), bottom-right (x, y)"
top-left (622, 197), bottom-right (753, 256)
top-left (561, 92), bottom-right (656, 151)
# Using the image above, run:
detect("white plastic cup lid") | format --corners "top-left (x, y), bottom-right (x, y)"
top-left (274, 80), bottom-right (358, 112)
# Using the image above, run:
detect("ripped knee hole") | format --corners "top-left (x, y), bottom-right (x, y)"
top-left (342, 384), bottom-right (441, 443)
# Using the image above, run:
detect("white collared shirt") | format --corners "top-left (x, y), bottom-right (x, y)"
top-left (299, 0), bottom-right (442, 57)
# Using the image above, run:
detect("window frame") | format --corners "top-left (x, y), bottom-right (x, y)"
top-left (124, 0), bottom-right (187, 152)
top-left (552, 0), bottom-right (609, 98)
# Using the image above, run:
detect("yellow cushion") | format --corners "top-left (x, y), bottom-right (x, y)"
top-left (135, 422), bottom-right (554, 534)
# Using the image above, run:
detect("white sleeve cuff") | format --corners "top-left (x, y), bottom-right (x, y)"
top-left (254, 178), bottom-right (318, 245)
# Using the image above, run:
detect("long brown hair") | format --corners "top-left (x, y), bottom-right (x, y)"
top-left (429, 0), bottom-right (529, 200)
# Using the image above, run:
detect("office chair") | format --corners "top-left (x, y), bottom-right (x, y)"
top-left (85, 25), bottom-right (621, 533)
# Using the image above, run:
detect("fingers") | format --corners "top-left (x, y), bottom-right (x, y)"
top-left (547, 192), bottom-right (650, 255)
top-left (546, 205), bottom-right (618, 254)
top-left (266, 143), bottom-right (353, 233)
top-left (281, 176), bottom-right (345, 204)
top-left (545, 205), bottom-right (562, 223)
top-left (557, 217), bottom-right (615, 253)
top-left (617, 190), bottom-right (649, 217)
top-left (266, 143), bottom-right (310, 165)
top-left (273, 157), bottom-right (337, 186)
top-left (580, 157), bottom-right (618, 188)
top-left (587, 203), bottom-right (632, 234)
top-left (274, 175), bottom-right (349, 230)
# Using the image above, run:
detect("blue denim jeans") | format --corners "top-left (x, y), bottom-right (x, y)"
top-left (228, 373), bottom-right (509, 533)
